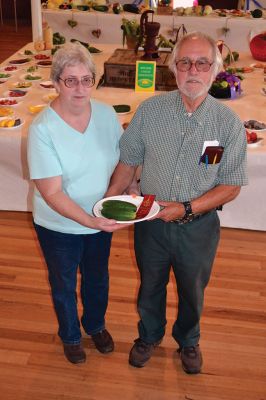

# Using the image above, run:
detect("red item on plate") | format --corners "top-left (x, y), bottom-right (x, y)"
top-left (136, 195), bottom-right (156, 219)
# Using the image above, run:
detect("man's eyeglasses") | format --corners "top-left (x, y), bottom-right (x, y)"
top-left (58, 76), bottom-right (95, 88)
top-left (176, 58), bottom-right (213, 72)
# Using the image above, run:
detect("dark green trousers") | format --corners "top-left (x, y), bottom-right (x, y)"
top-left (134, 210), bottom-right (220, 347)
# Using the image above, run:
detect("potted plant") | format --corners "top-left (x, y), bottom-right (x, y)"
top-left (121, 18), bottom-right (141, 49)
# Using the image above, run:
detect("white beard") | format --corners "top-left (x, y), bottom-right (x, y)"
top-left (178, 77), bottom-right (213, 100)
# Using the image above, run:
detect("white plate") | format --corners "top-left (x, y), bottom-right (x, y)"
top-left (0, 73), bottom-right (12, 81)
top-left (115, 110), bottom-right (133, 115)
top-left (0, 65), bottom-right (18, 74)
top-left (247, 138), bottom-right (264, 148)
top-left (0, 107), bottom-right (14, 118)
top-left (0, 118), bottom-right (24, 130)
top-left (28, 104), bottom-right (47, 114)
top-left (9, 58), bottom-right (31, 65)
top-left (34, 53), bottom-right (51, 61)
top-left (42, 93), bottom-right (58, 102)
top-left (39, 80), bottom-right (55, 90)
top-left (11, 81), bottom-right (32, 90)
top-left (18, 49), bottom-right (36, 56)
top-left (0, 97), bottom-right (20, 106)
top-left (250, 63), bottom-right (266, 69)
top-left (93, 195), bottom-right (160, 224)
top-left (4, 90), bottom-right (28, 99)
top-left (20, 73), bottom-right (43, 82)
top-left (244, 120), bottom-right (266, 133)
top-left (36, 60), bottom-right (52, 68)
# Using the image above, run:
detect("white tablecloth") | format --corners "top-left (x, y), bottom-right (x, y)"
top-left (42, 9), bottom-right (266, 52)
top-left (0, 44), bottom-right (266, 230)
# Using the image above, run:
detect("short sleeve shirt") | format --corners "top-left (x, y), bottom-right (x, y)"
top-left (120, 90), bottom-right (248, 202)
top-left (27, 99), bottom-right (122, 234)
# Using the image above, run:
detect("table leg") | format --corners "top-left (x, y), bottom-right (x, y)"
top-left (14, 0), bottom-right (18, 32)
top-left (0, 0), bottom-right (3, 25)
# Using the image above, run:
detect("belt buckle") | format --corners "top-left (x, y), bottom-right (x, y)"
top-left (171, 214), bottom-right (200, 225)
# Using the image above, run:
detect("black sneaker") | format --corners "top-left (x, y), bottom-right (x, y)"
top-left (91, 329), bottom-right (114, 354)
top-left (63, 343), bottom-right (86, 364)
top-left (129, 338), bottom-right (161, 368)
top-left (178, 344), bottom-right (203, 374)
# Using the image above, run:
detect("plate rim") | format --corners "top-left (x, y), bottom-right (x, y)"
top-left (0, 97), bottom-right (20, 106)
top-left (36, 60), bottom-right (52, 68)
top-left (8, 58), bottom-right (31, 65)
top-left (93, 195), bottom-right (160, 224)
top-left (20, 73), bottom-right (43, 81)
top-left (3, 90), bottom-right (28, 99)
top-left (0, 118), bottom-right (25, 130)
top-left (247, 137), bottom-right (264, 147)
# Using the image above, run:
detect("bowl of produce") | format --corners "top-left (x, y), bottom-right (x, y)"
top-left (209, 71), bottom-right (243, 99)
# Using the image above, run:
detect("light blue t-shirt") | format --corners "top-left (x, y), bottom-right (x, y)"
top-left (27, 99), bottom-right (122, 234)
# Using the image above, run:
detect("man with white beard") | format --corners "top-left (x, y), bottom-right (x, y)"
top-left (106, 32), bottom-right (248, 374)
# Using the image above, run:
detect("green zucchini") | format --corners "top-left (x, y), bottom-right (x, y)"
top-left (92, 5), bottom-right (109, 12)
top-left (101, 200), bottom-right (137, 221)
top-left (113, 104), bottom-right (131, 113)
top-left (88, 46), bottom-right (102, 53)
top-left (123, 4), bottom-right (140, 14)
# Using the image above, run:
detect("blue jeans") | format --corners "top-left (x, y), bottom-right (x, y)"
top-left (34, 223), bottom-right (112, 344)
top-left (134, 211), bottom-right (220, 347)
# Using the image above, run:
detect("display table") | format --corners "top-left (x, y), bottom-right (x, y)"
top-left (0, 44), bottom-right (266, 230)
top-left (42, 9), bottom-right (266, 52)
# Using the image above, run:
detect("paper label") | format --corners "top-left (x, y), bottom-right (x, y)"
top-left (135, 61), bottom-right (156, 93)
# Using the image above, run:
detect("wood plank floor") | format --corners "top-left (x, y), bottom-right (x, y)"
top-left (0, 211), bottom-right (265, 400)
top-left (0, 19), bottom-right (266, 400)
top-left (0, 20), bottom-right (32, 63)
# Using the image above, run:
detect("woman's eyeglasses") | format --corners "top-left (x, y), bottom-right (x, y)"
top-left (176, 58), bottom-right (213, 72)
top-left (58, 76), bottom-right (95, 88)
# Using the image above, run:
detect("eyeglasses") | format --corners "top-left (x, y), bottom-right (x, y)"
top-left (176, 58), bottom-right (213, 72)
top-left (58, 76), bottom-right (95, 88)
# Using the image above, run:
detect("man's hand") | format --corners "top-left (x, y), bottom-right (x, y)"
top-left (155, 201), bottom-right (185, 222)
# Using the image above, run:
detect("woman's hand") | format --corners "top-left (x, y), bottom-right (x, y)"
top-left (91, 216), bottom-right (129, 232)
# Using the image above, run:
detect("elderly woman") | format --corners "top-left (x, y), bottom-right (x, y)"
top-left (27, 42), bottom-right (125, 364)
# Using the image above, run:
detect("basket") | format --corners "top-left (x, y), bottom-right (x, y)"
top-left (249, 32), bottom-right (266, 62)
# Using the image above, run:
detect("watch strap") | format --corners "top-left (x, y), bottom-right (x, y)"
top-left (182, 201), bottom-right (193, 217)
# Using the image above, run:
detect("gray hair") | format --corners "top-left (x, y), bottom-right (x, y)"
top-left (50, 42), bottom-right (96, 82)
top-left (169, 31), bottom-right (223, 79)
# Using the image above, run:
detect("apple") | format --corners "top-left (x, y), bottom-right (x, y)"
top-left (246, 130), bottom-right (258, 143)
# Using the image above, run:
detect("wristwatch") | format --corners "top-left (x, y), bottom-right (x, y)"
top-left (182, 201), bottom-right (193, 218)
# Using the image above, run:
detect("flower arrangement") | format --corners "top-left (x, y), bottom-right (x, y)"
top-left (209, 71), bottom-right (243, 99)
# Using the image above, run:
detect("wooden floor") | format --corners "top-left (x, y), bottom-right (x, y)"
top-left (0, 211), bottom-right (265, 400)
top-left (0, 19), bottom-right (266, 400)
top-left (0, 20), bottom-right (32, 63)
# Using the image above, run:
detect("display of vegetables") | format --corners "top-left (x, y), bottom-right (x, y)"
top-left (70, 39), bottom-right (101, 53)
top-left (0, 118), bottom-right (21, 128)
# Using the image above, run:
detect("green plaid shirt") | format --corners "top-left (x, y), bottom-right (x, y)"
top-left (120, 90), bottom-right (248, 202)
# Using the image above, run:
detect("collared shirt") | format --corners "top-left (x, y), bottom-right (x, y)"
top-left (120, 90), bottom-right (248, 202)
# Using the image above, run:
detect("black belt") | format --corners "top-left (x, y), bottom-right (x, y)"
top-left (170, 211), bottom-right (210, 225)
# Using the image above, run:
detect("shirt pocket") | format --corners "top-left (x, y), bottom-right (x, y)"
top-left (191, 163), bottom-right (219, 194)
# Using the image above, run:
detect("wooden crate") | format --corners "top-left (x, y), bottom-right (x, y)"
top-left (156, 5), bottom-right (173, 15)
top-left (103, 48), bottom-right (176, 91)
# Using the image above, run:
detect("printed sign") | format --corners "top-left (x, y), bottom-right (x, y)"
top-left (135, 61), bottom-right (156, 92)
